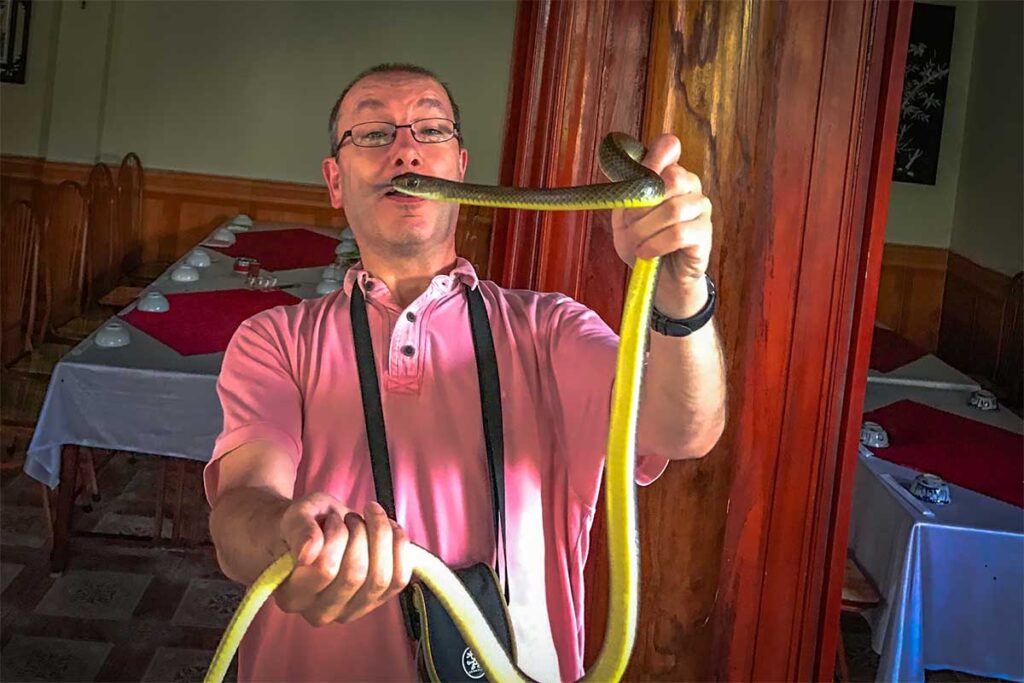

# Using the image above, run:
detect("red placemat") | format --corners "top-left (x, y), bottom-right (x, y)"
top-left (120, 289), bottom-right (299, 356)
top-left (870, 326), bottom-right (927, 372)
top-left (209, 229), bottom-right (340, 271)
top-left (865, 399), bottom-right (1023, 507)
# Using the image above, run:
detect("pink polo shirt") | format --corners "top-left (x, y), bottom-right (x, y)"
top-left (205, 258), bottom-right (669, 682)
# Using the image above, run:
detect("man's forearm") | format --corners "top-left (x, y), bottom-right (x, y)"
top-left (209, 486), bottom-right (292, 584)
top-left (638, 276), bottom-right (727, 459)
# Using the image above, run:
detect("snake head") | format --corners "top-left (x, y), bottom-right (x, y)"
top-left (390, 173), bottom-right (424, 196)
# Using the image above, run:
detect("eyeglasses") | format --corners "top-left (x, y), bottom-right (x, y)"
top-left (335, 117), bottom-right (459, 154)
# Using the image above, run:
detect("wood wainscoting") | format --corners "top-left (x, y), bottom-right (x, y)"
top-left (876, 243), bottom-right (949, 352)
top-left (1, 154), bottom-right (493, 279)
top-left (939, 252), bottom-right (1022, 408)
top-left (875, 241), bottom-right (1022, 409)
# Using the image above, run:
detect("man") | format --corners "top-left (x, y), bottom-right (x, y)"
top-left (206, 63), bottom-right (725, 682)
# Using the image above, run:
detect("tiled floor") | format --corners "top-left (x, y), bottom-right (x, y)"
top-left (838, 612), bottom-right (1007, 682)
top-left (0, 447), bottom-right (1009, 682)
top-left (1, 450), bottom-right (237, 682)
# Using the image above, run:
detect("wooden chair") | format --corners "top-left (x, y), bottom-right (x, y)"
top-left (42, 180), bottom-right (90, 340)
top-left (0, 202), bottom-right (47, 519)
top-left (55, 164), bottom-right (121, 340)
top-left (1, 201), bottom-right (41, 368)
top-left (0, 201), bottom-right (95, 524)
top-left (837, 556), bottom-right (882, 682)
top-left (115, 152), bottom-right (167, 286)
top-left (8, 181), bottom-right (86, 376)
top-left (1, 199), bottom-right (44, 456)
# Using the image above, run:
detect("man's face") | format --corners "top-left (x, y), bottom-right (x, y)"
top-left (322, 73), bottom-right (469, 258)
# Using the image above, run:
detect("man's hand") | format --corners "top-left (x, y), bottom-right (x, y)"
top-left (611, 133), bottom-right (713, 319)
top-left (273, 494), bottom-right (413, 627)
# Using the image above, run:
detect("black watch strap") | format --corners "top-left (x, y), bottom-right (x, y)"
top-left (650, 276), bottom-right (717, 337)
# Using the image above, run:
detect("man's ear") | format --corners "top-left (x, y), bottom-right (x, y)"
top-left (322, 157), bottom-right (344, 209)
top-left (458, 147), bottom-right (469, 181)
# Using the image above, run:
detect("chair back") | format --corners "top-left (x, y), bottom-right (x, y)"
top-left (85, 163), bottom-right (118, 306)
top-left (117, 152), bottom-right (144, 273)
top-left (42, 181), bottom-right (89, 333)
top-left (1, 201), bottom-right (41, 365)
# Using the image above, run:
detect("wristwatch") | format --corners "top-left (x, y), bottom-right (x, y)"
top-left (650, 276), bottom-right (717, 337)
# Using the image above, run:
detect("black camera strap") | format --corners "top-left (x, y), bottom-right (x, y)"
top-left (349, 282), bottom-right (509, 641)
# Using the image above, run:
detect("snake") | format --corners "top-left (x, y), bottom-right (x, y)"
top-left (204, 132), bottom-right (665, 683)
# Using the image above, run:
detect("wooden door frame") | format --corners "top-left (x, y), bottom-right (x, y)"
top-left (707, 1), bottom-right (915, 678)
top-left (814, 1), bottom-right (913, 678)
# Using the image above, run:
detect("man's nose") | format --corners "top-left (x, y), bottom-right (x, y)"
top-left (390, 128), bottom-right (422, 169)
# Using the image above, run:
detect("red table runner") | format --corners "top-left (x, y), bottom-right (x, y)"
top-left (864, 399), bottom-right (1023, 507)
top-left (121, 289), bottom-right (299, 356)
top-left (209, 228), bottom-right (340, 271)
top-left (870, 326), bottom-right (927, 373)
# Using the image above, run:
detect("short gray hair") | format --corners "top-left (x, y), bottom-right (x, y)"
top-left (328, 63), bottom-right (462, 155)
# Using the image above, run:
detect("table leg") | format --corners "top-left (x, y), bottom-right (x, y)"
top-left (172, 459), bottom-right (186, 541)
top-left (154, 459), bottom-right (168, 541)
top-left (49, 444), bottom-right (80, 574)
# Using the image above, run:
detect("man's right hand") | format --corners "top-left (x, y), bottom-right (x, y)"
top-left (274, 493), bottom-right (414, 626)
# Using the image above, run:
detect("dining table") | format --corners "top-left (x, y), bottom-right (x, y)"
top-left (847, 326), bottom-right (1024, 682)
top-left (24, 219), bottom-right (349, 572)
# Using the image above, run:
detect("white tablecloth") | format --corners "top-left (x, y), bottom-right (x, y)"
top-left (868, 353), bottom-right (982, 390)
top-left (24, 222), bottom-right (339, 488)
top-left (849, 358), bottom-right (1024, 682)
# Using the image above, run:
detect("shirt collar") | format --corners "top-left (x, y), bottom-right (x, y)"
top-left (342, 257), bottom-right (480, 299)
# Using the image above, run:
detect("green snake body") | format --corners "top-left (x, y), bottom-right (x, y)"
top-left (392, 132), bottom-right (662, 211)
top-left (205, 132), bottom-right (664, 683)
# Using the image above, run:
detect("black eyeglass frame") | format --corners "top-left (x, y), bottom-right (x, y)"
top-left (333, 117), bottom-right (461, 155)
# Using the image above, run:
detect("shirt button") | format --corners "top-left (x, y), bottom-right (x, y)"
top-left (401, 345), bottom-right (415, 357)
top-left (406, 312), bottom-right (417, 323)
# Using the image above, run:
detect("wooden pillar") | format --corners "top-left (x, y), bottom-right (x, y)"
top-left (489, 0), bottom-right (654, 325)
top-left (491, 0), bottom-right (911, 678)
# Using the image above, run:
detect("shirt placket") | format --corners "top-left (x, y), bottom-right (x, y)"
top-left (363, 275), bottom-right (457, 394)
top-left (386, 301), bottom-right (424, 393)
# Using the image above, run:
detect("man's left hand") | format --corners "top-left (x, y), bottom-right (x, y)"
top-left (611, 133), bottom-right (713, 320)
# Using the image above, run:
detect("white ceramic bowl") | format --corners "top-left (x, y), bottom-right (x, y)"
top-left (968, 389), bottom-right (999, 411)
top-left (316, 279), bottom-right (342, 295)
top-left (137, 291), bottom-right (170, 313)
top-left (95, 322), bottom-right (131, 348)
top-left (211, 227), bottom-right (237, 245)
top-left (170, 264), bottom-right (200, 282)
top-left (322, 264), bottom-right (344, 281)
top-left (335, 238), bottom-right (359, 257)
top-left (185, 248), bottom-right (212, 268)
top-left (340, 227), bottom-right (354, 240)
top-left (860, 421), bottom-right (889, 448)
top-left (910, 473), bottom-right (951, 505)
top-left (232, 213), bottom-right (253, 227)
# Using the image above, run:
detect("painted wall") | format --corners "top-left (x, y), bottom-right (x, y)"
top-left (884, 0), bottom-right (979, 248)
top-left (0, 0), bottom-right (62, 158)
top-left (47, 0), bottom-right (116, 164)
top-left (1, 1), bottom-right (516, 186)
top-left (948, 0), bottom-right (1023, 276)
